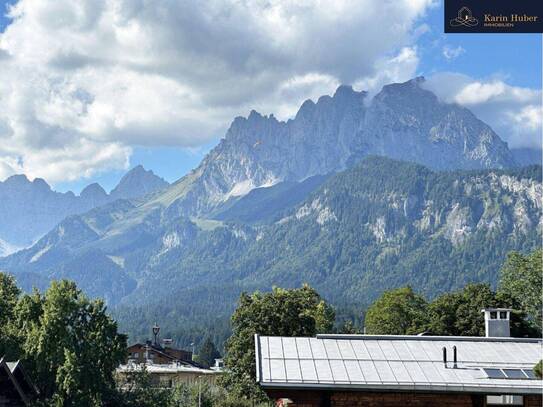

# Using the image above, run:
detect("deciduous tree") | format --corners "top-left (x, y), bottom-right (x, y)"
top-left (222, 284), bottom-right (335, 400)
top-left (18, 280), bottom-right (127, 405)
top-left (499, 250), bottom-right (542, 331)
top-left (364, 286), bottom-right (428, 335)
top-left (427, 283), bottom-right (536, 337)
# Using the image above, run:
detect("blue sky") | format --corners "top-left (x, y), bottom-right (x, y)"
top-left (416, 5), bottom-right (541, 89)
top-left (0, 1), bottom-right (540, 193)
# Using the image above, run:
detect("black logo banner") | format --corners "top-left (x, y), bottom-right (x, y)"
top-left (445, 0), bottom-right (542, 33)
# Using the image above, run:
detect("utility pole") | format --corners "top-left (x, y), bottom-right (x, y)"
top-left (197, 375), bottom-right (202, 407)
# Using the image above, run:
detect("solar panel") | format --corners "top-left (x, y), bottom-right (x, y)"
top-left (483, 368), bottom-right (539, 380)
top-left (502, 369), bottom-right (528, 379)
top-left (483, 368), bottom-right (506, 379)
top-left (522, 369), bottom-right (536, 379)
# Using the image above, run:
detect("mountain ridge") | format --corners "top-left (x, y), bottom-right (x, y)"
top-left (156, 77), bottom-right (518, 222)
top-left (1, 157), bottom-right (540, 305)
top-left (0, 165), bottom-right (169, 254)
top-left (0, 78), bottom-right (539, 342)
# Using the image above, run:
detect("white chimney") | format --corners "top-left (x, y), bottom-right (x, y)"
top-left (481, 308), bottom-right (511, 337)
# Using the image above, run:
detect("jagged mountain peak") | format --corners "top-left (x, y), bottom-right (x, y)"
top-left (0, 165), bottom-right (168, 250)
top-left (110, 165), bottom-right (169, 200)
top-left (3, 174), bottom-right (31, 186)
top-left (332, 84), bottom-right (366, 100)
top-left (32, 177), bottom-right (50, 189)
top-left (2, 175), bottom-right (52, 193)
top-left (80, 183), bottom-right (107, 199)
top-left (158, 77), bottom-right (519, 218)
top-left (374, 76), bottom-right (435, 102)
top-left (248, 109), bottom-right (264, 121)
top-left (295, 99), bottom-right (316, 120)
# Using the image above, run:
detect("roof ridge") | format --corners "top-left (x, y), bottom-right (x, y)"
top-left (314, 334), bottom-right (542, 343)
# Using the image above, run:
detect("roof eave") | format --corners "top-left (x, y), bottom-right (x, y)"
top-left (259, 381), bottom-right (543, 395)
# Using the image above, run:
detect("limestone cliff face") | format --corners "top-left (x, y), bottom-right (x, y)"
top-left (164, 77), bottom-right (516, 218)
top-left (284, 161), bottom-right (541, 248)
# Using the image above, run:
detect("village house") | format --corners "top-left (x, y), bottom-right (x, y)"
top-left (255, 309), bottom-right (543, 406)
top-left (0, 357), bottom-right (39, 407)
top-left (116, 362), bottom-right (221, 388)
top-left (117, 323), bottom-right (222, 388)
top-left (123, 323), bottom-right (196, 366)
top-left (125, 340), bottom-right (193, 365)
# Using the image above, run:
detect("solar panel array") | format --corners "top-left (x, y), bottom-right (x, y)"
top-left (256, 335), bottom-right (543, 394)
top-left (483, 368), bottom-right (537, 380)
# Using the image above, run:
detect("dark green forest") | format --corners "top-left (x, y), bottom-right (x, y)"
top-left (112, 158), bottom-right (542, 348)
top-left (0, 249), bottom-right (540, 405)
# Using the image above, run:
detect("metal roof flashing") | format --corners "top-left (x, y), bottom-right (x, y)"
top-left (315, 334), bottom-right (542, 343)
top-left (255, 333), bottom-right (262, 383)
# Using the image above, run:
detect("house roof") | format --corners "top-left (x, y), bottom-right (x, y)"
top-left (127, 343), bottom-right (206, 369)
top-left (0, 357), bottom-right (39, 405)
top-left (117, 362), bottom-right (218, 375)
top-left (255, 334), bottom-right (543, 395)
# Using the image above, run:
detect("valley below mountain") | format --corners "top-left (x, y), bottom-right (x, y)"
top-left (1, 157), bottom-right (541, 343)
top-left (0, 77), bottom-right (540, 344)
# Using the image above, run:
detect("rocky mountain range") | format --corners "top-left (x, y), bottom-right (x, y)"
top-left (0, 77), bottom-right (540, 343)
top-left (0, 165), bottom-right (168, 255)
top-left (2, 158), bottom-right (540, 341)
top-left (161, 77), bottom-right (516, 219)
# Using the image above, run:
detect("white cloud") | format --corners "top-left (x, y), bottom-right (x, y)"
top-left (455, 81), bottom-right (507, 104)
top-left (0, 139), bottom-right (131, 183)
top-left (509, 105), bottom-right (543, 132)
top-left (0, 0), bottom-right (434, 183)
top-left (424, 73), bottom-right (542, 149)
top-left (354, 47), bottom-right (420, 97)
top-left (442, 45), bottom-right (465, 60)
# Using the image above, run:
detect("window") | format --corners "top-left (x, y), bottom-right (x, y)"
top-left (499, 311), bottom-right (508, 320)
top-left (134, 352), bottom-right (139, 358)
top-left (486, 395), bottom-right (523, 405)
top-left (490, 311), bottom-right (497, 319)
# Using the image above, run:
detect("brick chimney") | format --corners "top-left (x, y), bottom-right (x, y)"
top-left (481, 308), bottom-right (511, 337)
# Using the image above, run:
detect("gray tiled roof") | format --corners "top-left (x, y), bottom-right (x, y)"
top-left (255, 334), bottom-right (543, 394)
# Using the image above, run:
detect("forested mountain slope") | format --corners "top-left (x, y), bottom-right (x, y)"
top-left (2, 158), bottom-right (540, 344)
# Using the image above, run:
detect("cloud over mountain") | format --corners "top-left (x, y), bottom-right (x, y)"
top-left (0, 0), bottom-right (539, 184)
top-left (424, 72), bottom-right (542, 150)
top-left (0, 0), bottom-right (434, 182)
